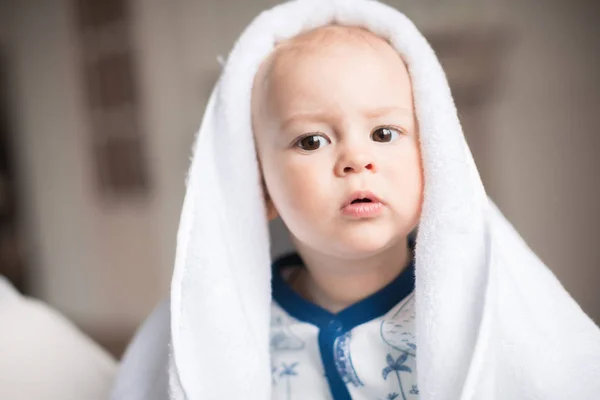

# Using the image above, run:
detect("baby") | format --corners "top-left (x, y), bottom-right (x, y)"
top-left (252, 25), bottom-right (422, 399)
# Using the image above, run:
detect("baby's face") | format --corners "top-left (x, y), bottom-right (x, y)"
top-left (252, 27), bottom-right (423, 258)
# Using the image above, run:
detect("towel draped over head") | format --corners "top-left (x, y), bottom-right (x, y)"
top-left (111, 1), bottom-right (600, 399)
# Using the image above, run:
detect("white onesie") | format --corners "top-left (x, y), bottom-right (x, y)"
top-left (270, 252), bottom-right (418, 400)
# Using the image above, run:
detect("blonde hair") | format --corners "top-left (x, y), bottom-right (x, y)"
top-left (275, 24), bottom-right (383, 53)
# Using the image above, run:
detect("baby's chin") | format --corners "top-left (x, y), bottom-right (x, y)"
top-left (321, 223), bottom-right (408, 258)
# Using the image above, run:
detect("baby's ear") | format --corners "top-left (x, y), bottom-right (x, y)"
top-left (261, 177), bottom-right (279, 221)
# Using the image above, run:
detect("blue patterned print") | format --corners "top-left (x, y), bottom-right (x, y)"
top-left (410, 384), bottom-right (419, 395)
top-left (380, 294), bottom-right (416, 356)
top-left (333, 332), bottom-right (364, 388)
top-left (271, 314), bottom-right (306, 351)
top-left (279, 362), bottom-right (299, 400)
top-left (382, 353), bottom-right (412, 400)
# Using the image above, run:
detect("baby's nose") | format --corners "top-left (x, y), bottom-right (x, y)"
top-left (343, 162), bottom-right (374, 174)
top-left (336, 151), bottom-right (377, 176)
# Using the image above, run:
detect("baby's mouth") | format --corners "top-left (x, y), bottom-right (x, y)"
top-left (351, 198), bottom-right (373, 204)
top-left (342, 190), bottom-right (383, 208)
top-left (341, 193), bottom-right (384, 218)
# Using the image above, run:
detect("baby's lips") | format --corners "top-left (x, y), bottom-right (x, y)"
top-left (341, 190), bottom-right (384, 208)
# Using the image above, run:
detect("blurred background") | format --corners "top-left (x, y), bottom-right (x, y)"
top-left (0, 0), bottom-right (598, 359)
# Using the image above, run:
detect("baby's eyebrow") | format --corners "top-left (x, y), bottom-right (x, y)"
top-left (281, 106), bottom-right (412, 130)
top-left (362, 106), bottom-right (413, 119)
top-left (280, 111), bottom-right (333, 131)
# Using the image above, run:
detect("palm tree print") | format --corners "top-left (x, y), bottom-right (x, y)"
top-left (279, 362), bottom-right (299, 400)
top-left (410, 385), bottom-right (419, 395)
top-left (386, 393), bottom-right (400, 400)
top-left (382, 353), bottom-right (412, 400)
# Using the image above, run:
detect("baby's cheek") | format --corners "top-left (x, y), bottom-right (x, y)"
top-left (276, 166), bottom-right (319, 210)
top-left (381, 150), bottom-right (422, 213)
top-left (397, 168), bottom-right (424, 224)
top-left (271, 163), bottom-right (329, 230)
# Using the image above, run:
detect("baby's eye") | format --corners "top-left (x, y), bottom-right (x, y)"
top-left (295, 134), bottom-right (331, 151)
top-left (371, 127), bottom-right (401, 143)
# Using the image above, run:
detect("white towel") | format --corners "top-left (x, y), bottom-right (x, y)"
top-left (111, 0), bottom-right (600, 399)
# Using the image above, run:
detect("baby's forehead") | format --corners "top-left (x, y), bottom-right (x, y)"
top-left (252, 25), bottom-right (404, 114)
top-left (264, 25), bottom-right (394, 81)
top-left (251, 25), bottom-right (414, 139)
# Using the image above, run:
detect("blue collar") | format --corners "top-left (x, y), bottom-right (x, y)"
top-left (271, 248), bottom-right (415, 333)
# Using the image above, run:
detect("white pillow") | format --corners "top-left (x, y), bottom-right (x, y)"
top-left (0, 276), bottom-right (116, 400)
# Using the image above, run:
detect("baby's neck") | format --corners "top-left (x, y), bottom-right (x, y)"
top-left (290, 240), bottom-right (411, 313)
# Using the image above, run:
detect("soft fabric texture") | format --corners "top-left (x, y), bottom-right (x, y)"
top-left (0, 276), bottom-right (116, 400)
top-left (112, 298), bottom-right (171, 399)
top-left (112, 0), bottom-right (600, 399)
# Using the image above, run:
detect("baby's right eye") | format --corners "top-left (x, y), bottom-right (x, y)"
top-left (295, 134), bottom-right (331, 151)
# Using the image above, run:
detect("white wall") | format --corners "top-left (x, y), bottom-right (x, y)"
top-left (6, 0), bottom-right (166, 334)
top-left (486, 0), bottom-right (600, 322)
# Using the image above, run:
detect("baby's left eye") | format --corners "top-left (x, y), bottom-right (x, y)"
top-left (371, 127), bottom-right (401, 143)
